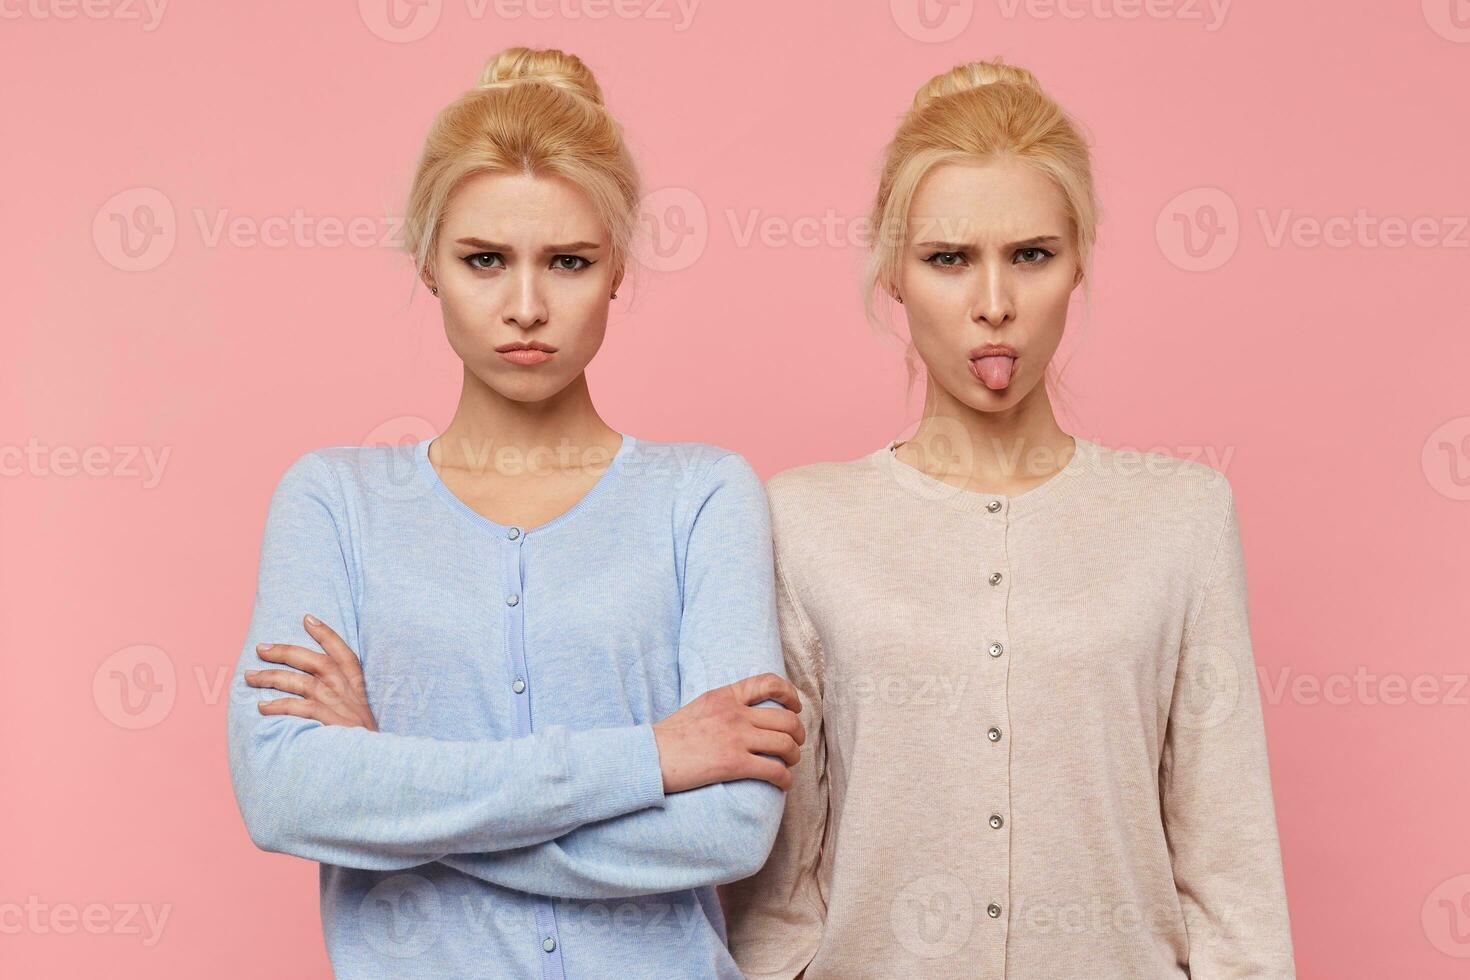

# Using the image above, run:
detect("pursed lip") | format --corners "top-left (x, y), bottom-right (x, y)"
top-left (495, 340), bottom-right (558, 353)
top-left (968, 343), bottom-right (1018, 359)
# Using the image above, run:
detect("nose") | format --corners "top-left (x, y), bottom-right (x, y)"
top-left (502, 266), bottom-right (548, 330)
top-left (969, 261), bottom-right (1016, 329)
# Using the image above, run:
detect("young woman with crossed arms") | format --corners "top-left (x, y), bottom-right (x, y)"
top-left (228, 48), bottom-right (803, 980)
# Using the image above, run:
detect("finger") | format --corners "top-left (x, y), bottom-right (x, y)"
top-left (748, 704), bottom-right (805, 746)
top-left (303, 615), bottom-right (364, 678)
top-left (735, 673), bottom-right (801, 713)
top-left (747, 729), bottom-right (801, 767)
top-left (741, 755), bottom-right (794, 791)
top-left (257, 696), bottom-right (333, 724)
top-left (256, 643), bottom-right (332, 677)
top-left (256, 647), bottom-right (361, 708)
top-left (244, 669), bottom-right (318, 698)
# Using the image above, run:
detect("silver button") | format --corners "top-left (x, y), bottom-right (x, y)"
top-left (986, 499), bottom-right (1002, 512)
top-left (989, 572), bottom-right (1003, 586)
top-left (988, 642), bottom-right (1004, 657)
top-left (512, 678), bottom-right (526, 694)
top-left (506, 594), bottom-right (519, 606)
top-left (987, 902), bottom-right (1003, 918)
top-left (987, 726), bottom-right (1003, 742)
top-left (989, 813), bottom-right (1004, 829)
top-left (542, 936), bottom-right (556, 953)
top-left (507, 527), bottom-right (521, 540)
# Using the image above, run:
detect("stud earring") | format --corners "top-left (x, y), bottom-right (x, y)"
top-left (429, 285), bottom-right (438, 296)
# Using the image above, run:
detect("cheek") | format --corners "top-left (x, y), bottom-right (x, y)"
top-left (555, 282), bottom-right (613, 351)
top-left (561, 275), bottom-right (612, 318)
top-left (898, 269), bottom-right (964, 338)
top-left (1017, 274), bottom-right (1075, 346)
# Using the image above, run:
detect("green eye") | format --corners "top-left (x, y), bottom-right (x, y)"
top-left (464, 253), bottom-right (504, 270)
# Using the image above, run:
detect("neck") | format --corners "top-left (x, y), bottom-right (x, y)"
top-left (900, 374), bottom-right (1075, 492)
top-left (434, 367), bottom-right (620, 471)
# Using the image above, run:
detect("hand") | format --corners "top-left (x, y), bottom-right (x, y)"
top-left (244, 614), bottom-right (379, 731)
top-left (652, 673), bottom-right (806, 794)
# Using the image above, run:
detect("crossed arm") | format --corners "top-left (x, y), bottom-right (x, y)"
top-left (227, 450), bottom-right (797, 898)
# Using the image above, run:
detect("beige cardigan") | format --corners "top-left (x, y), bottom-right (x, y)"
top-left (720, 436), bottom-right (1295, 978)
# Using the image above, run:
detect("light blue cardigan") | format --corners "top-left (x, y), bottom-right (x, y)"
top-left (226, 433), bottom-right (787, 979)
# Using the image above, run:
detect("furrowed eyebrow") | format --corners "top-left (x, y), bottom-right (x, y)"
top-left (453, 237), bottom-right (604, 253)
top-left (454, 238), bottom-right (511, 251)
top-left (914, 235), bottom-right (1064, 250)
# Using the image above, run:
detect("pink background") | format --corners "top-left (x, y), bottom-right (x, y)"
top-left (4, 1), bottom-right (1468, 976)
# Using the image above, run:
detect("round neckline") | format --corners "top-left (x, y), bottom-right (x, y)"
top-left (872, 433), bottom-right (1095, 518)
top-left (415, 431), bottom-right (637, 537)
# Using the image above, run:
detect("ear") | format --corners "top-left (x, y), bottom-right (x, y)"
top-left (610, 264), bottom-right (625, 300)
top-left (883, 276), bottom-right (903, 306)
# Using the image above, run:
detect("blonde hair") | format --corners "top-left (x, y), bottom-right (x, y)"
top-left (863, 59), bottom-right (1099, 410)
top-left (403, 48), bottom-right (639, 293)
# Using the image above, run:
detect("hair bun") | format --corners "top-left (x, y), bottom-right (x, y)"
top-left (477, 47), bottom-right (604, 106)
top-left (911, 58), bottom-right (1041, 111)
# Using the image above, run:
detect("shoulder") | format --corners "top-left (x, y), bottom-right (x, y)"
top-left (622, 437), bottom-right (768, 528)
top-left (766, 451), bottom-right (883, 504)
top-left (765, 455), bottom-right (875, 502)
top-left (1082, 438), bottom-right (1235, 528)
top-left (270, 445), bottom-right (348, 501)
top-left (1079, 440), bottom-right (1241, 596)
top-left (623, 437), bottom-right (757, 491)
top-left (616, 439), bottom-right (775, 570)
top-left (274, 441), bottom-right (415, 500)
top-left (763, 448), bottom-right (888, 536)
top-left (256, 446), bottom-right (369, 543)
top-left (266, 441), bottom-right (435, 529)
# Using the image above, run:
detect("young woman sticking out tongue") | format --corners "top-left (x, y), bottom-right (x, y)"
top-left (722, 58), bottom-right (1296, 980)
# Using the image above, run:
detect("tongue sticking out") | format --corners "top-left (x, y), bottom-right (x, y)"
top-left (974, 355), bottom-right (1016, 390)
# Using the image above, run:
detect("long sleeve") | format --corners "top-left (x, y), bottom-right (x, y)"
top-left (720, 554), bottom-right (830, 979)
top-left (436, 452), bottom-right (789, 899)
top-left (1160, 487), bottom-right (1296, 977)
top-left (225, 452), bottom-right (668, 870)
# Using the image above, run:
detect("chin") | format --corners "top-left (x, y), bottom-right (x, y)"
top-left (953, 373), bottom-right (1031, 410)
top-left (503, 381), bottom-right (568, 403)
top-left (470, 368), bottom-right (564, 404)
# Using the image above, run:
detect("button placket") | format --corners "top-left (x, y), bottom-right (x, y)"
top-left (500, 528), bottom-right (567, 978)
top-left (983, 495), bottom-right (1013, 959)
